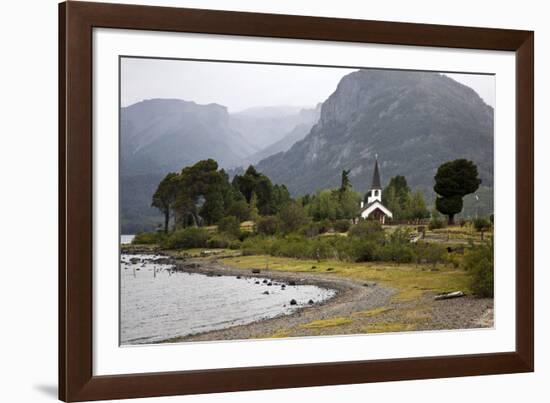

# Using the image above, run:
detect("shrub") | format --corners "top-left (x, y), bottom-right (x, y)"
top-left (278, 202), bottom-right (310, 234)
top-left (206, 233), bottom-right (231, 249)
top-left (255, 216), bottom-right (280, 235)
top-left (238, 231), bottom-right (252, 242)
top-left (317, 219), bottom-right (333, 234)
top-left (161, 227), bottom-right (209, 249)
top-left (379, 243), bottom-right (414, 264)
top-left (349, 239), bottom-right (379, 262)
top-left (302, 222), bottom-right (322, 238)
top-left (473, 217), bottom-right (492, 240)
top-left (414, 242), bottom-right (447, 267)
top-left (217, 216), bottom-right (241, 238)
top-left (241, 235), bottom-right (273, 256)
top-left (334, 219), bottom-right (351, 233)
top-left (463, 239), bottom-right (494, 297)
top-left (428, 217), bottom-right (446, 230)
top-left (348, 220), bottom-right (384, 241)
top-left (132, 231), bottom-right (164, 245)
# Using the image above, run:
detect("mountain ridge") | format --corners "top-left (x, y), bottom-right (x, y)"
top-left (256, 70), bottom-right (493, 198)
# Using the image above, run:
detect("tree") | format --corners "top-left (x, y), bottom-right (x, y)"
top-left (249, 192), bottom-right (260, 222)
top-left (232, 166), bottom-right (276, 215)
top-left (434, 159), bottom-right (481, 225)
top-left (307, 190), bottom-right (339, 221)
top-left (217, 216), bottom-right (241, 238)
top-left (272, 184), bottom-right (291, 212)
top-left (151, 172), bottom-right (178, 233)
top-left (170, 159), bottom-right (235, 227)
top-left (255, 215), bottom-right (280, 235)
top-left (338, 189), bottom-right (361, 219)
top-left (339, 169), bottom-right (351, 200)
top-left (382, 175), bottom-right (411, 220)
top-left (278, 201), bottom-right (310, 234)
top-left (226, 200), bottom-right (251, 222)
top-left (408, 191), bottom-right (430, 221)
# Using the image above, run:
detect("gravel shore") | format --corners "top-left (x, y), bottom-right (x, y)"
top-left (159, 258), bottom-right (493, 343)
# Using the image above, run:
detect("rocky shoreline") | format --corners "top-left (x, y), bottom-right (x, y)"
top-left (162, 258), bottom-right (397, 343)
top-left (122, 249), bottom-right (494, 343)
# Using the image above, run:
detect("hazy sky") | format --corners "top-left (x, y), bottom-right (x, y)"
top-left (121, 57), bottom-right (495, 112)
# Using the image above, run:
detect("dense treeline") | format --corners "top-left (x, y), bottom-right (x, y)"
top-left (381, 176), bottom-right (429, 220)
top-left (151, 159), bottom-right (377, 233)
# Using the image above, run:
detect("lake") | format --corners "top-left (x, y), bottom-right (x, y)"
top-left (121, 254), bottom-right (336, 344)
top-left (121, 234), bottom-right (135, 245)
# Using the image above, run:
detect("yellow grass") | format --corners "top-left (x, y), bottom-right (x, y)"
top-left (300, 317), bottom-right (354, 329)
top-left (265, 329), bottom-right (292, 338)
top-left (220, 255), bottom-right (472, 301)
top-left (352, 307), bottom-right (393, 318)
top-left (362, 322), bottom-right (417, 333)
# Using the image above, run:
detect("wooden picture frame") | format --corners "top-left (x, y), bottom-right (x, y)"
top-left (59, 1), bottom-right (534, 401)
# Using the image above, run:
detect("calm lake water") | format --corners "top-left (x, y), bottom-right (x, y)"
top-left (121, 234), bottom-right (135, 245)
top-left (120, 253), bottom-right (336, 344)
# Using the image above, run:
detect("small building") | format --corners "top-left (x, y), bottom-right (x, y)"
top-left (359, 157), bottom-right (393, 224)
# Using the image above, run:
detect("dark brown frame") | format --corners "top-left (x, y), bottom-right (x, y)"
top-left (59, 1), bottom-right (534, 401)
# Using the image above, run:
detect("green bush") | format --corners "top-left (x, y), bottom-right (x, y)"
top-left (278, 202), bottom-right (310, 234)
top-left (206, 233), bottom-right (231, 249)
top-left (132, 231), bottom-right (164, 245)
top-left (217, 216), bottom-right (241, 238)
top-left (348, 220), bottom-right (384, 241)
top-left (302, 222), bottom-right (322, 238)
top-left (255, 216), bottom-right (280, 235)
top-left (349, 239), bottom-right (379, 262)
top-left (379, 243), bottom-right (414, 264)
top-left (161, 227), bottom-right (209, 249)
top-left (334, 219), bottom-right (351, 233)
top-left (463, 239), bottom-right (494, 297)
top-left (428, 217), bottom-right (446, 230)
top-left (241, 235), bottom-right (273, 256)
top-left (414, 242), bottom-right (447, 267)
top-left (317, 219), bottom-right (333, 234)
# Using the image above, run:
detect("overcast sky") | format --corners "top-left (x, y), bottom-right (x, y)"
top-left (121, 57), bottom-right (495, 112)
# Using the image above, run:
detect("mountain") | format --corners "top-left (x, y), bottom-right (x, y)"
top-left (244, 104), bottom-right (322, 164)
top-left (229, 105), bottom-right (319, 151)
top-left (121, 99), bottom-right (255, 175)
top-left (120, 99), bottom-right (256, 233)
top-left (120, 99), bottom-right (318, 233)
top-left (256, 70), bottom-right (494, 201)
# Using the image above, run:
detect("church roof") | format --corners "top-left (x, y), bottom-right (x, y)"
top-left (371, 158), bottom-right (381, 189)
top-left (360, 200), bottom-right (393, 218)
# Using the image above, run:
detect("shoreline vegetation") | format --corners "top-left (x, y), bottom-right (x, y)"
top-left (122, 157), bottom-right (494, 342)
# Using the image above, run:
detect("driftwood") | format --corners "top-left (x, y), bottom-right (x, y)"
top-left (434, 291), bottom-right (465, 300)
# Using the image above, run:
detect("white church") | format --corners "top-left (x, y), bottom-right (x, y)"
top-left (359, 157), bottom-right (393, 224)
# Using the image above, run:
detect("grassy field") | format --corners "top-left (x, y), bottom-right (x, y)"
top-left (382, 223), bottom-right (492, 244)
top-left (220, 254), bottom-right (471, 302)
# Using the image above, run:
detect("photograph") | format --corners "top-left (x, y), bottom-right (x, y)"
top-left (119, 56), bottom-right (495, 345)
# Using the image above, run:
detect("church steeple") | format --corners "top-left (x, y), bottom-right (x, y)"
top-left (367, 155), bottom-right (382, 204)
top-left (371, 155), bottom-right (381, 190)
